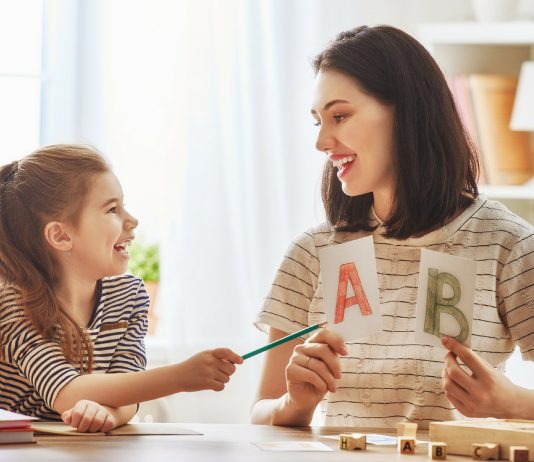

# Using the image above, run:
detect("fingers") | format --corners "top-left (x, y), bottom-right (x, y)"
top-left (65, 400), bottom-right (89, 430)
top-left (286, 355), bottom-right (330, 395)
top-left (308, 329), bottom-right (348, 356)
top-left (61, 400), bottom-right (113, 433)
top-left (441, 336), bottom-right (487, 377)
top-left (443, 351), bottom-right (473, 391)
top-left (212, 348), bottom-right (244, 365)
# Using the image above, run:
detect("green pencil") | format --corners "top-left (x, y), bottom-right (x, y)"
top-left (241, 323), bottom-right (325, 360)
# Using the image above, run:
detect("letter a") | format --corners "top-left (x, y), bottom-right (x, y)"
top-left (335, 263), bottom-right (372, 323)
top-left (424, 268), bottom-right (469, 343)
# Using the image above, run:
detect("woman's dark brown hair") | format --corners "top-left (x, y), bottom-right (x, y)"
top-left (0, 144), bottom-right (110, 372)
top-left (313, 25), bottom-right (479, 239)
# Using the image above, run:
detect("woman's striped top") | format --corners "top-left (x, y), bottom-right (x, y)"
top-left (0, 274), bottom-right (149, 420)
top-left (255, 196), bottom-right (534, 429)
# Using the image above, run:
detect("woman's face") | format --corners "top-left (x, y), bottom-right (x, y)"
top-left (311, 69), bottom-right (396, 204)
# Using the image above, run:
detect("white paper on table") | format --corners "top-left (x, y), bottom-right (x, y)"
top-left (255, 441), bottom-right (333, 451)
top-left (319, 236), bottom-right (382, 341)
top-left (415, 249), bottom-right (476, 348)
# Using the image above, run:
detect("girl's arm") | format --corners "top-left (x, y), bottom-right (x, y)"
top-left (250, 327), bottom-right (346, 426)
top-left (53, 348), bottom-right (242, 414)
top-left (441, 336), bottom-right (534, 419)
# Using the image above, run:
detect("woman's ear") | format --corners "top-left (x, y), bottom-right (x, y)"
top-left (43, 221), bottom-right (73, 253)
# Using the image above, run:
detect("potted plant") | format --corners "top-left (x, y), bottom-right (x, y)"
top-left (127, 241), bottom-right (160, 336)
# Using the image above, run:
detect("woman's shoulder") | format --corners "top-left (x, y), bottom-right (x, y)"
top-left (472, 197), bottom-right (534, 238)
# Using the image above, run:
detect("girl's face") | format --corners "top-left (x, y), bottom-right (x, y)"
top-left (69, 171), bottom-right (138, 280)
top-left (311, 69), bottom-right (396, 204)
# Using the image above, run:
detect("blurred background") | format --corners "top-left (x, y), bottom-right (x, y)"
top-left (1, 0), bottom-right (534, 423)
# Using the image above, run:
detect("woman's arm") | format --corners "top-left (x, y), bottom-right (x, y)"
top-left (54, 348), bottom-right (243, 414)
top-left (251, 327), bottom-right (346, 426)
top-left (442, 336), bottom-right (534, 419)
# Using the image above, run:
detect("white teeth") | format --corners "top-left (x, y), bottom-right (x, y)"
top-left (332, 156), bottom-right (355, 168)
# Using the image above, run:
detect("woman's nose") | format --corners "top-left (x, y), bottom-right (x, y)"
top-left (315, 126), bottom-right (335, 153)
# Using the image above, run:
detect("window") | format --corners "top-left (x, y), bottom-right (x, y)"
top-left (0, 0), bottom-right (43, 162)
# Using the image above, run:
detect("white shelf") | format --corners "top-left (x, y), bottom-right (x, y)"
top-left (419, 21), bottom-right (534, 46)
top-left (480, 184), bottom-right (534, 200)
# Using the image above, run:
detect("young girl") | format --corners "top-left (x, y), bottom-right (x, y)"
top-left (0, 144), bottom-right (242, 433)
top-left (251, 25), bottom-right (534, 428)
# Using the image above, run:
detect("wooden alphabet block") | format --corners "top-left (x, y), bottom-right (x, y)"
top-left (429, 442), bottom-right (447, 460)
top-left (339, 434), bottom-right (352, 450)
top-left (398, 437), bottom-right (416, 454)
top-left (397, 422), bottom-right (418, 438)
top-left (349, 433), bottom-right (366, 450)
top-left (510, 446), bottom-right (530, 462)
top-left (338, 433), bottom-right (366, 450)
top-left (472, 443), bottom-right (499, 460)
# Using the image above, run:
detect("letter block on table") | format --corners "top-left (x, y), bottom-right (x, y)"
top-left (429, 442), bottom-right (447, 460)
top-left (472, 443), bottom-right (499, 460)
top-left (510, 446), bottom-right (529, 462)
top-left (397, 422), bottom-right (418, 438)
top-left (398, 438), bottom-right (416, 454)
top-left (339, 433), bottom-right (366, 450)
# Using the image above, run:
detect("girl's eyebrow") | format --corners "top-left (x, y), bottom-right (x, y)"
top-left (310, 99), bottom-right (351, 115)
top-left (101, 198), bottom-right (120, 208)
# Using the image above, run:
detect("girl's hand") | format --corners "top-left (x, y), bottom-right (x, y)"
top-left (177, 348), bottom-right (243, 392)
top-left (441, 336), bottom-right (522, 418)
top-left (285, 329), bottom-right (347, 410)
top-left (61, 399), bottom-right (117, 433)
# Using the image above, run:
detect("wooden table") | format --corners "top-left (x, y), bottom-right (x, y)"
top-left (2, 424), bottom-right (476, 461)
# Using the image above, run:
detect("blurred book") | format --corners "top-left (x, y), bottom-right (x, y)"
top-left (469, 74), bottom-right (534, 185)
top-left (449, 75), bottom-right (487, 184)
top-left (0, 409), bottom-right (36, 444)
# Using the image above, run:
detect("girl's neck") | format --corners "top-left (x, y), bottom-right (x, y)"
top-left (54, 276), bottom-right (98, 327)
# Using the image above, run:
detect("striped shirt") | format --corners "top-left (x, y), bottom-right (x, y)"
top-left (256, 196), bottom-right (534, 428)
top-left (0, 274), bottom-right (148, 420)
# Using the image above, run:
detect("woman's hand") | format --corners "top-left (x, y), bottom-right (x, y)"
top-left (61, 399), bottom-right (117, 433)
top-left (285, 329), bottom-right (348, 410)
top-left (441, 336), bottom-right (525, 418)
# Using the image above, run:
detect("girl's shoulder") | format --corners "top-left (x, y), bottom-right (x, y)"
top-left (0, 285), bottom-right (26, 324)
top-left (100, 274), bottom-right (146, 296)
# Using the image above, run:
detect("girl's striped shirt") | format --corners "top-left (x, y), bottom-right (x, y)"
top-left (255, 196), bottom-right (534, 428)
top-left (0, 274), bottom-right (148, 420)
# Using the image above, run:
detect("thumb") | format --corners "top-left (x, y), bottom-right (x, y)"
top-left (212, 347), bottom-right (244, 364)
top-left (441, 336), bottom-right (486, 376)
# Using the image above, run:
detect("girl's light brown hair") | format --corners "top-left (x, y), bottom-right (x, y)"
top-left (0, 144), bottom-right (110, 373)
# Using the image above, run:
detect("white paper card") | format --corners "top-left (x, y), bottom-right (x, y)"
top-left (319, 236), bottom-right (382, 341)
top-left (255, 441), bottom-right (333, 451)
top-left (415, 249), bottom-right (476, 348)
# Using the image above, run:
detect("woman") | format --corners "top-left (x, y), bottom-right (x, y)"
top-left (250, 25), bottom-right (534, 428)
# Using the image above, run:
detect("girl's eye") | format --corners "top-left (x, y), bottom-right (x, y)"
top-left (334, 114), bottom-right (347, 123)
top-left (107, 207), bottom-right (117, 214)
top-left (313, 120), bottom-right (321, 127)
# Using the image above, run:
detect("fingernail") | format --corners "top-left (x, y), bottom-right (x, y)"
top-left (441, 336), bottom-right (449, 345)
top-left (341, 346), bottom-right (349, 356)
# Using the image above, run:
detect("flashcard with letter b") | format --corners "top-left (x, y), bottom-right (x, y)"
top-left (415, 249), bottom-right (476, 348)
top-left (318, 236), bottom-right (382, 341)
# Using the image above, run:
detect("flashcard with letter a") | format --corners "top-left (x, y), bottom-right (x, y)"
top-left (415, 249), bottom-right (476, 348)
top-left (318, 236), bottom-right (382, 341)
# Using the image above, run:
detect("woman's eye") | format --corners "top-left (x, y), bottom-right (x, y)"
top-left (313, 120), bottom-right (321, 127)
top-left (334, 114), bottom-right (347, 123)
top-left (107, 207), bottom-right (117, 214)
